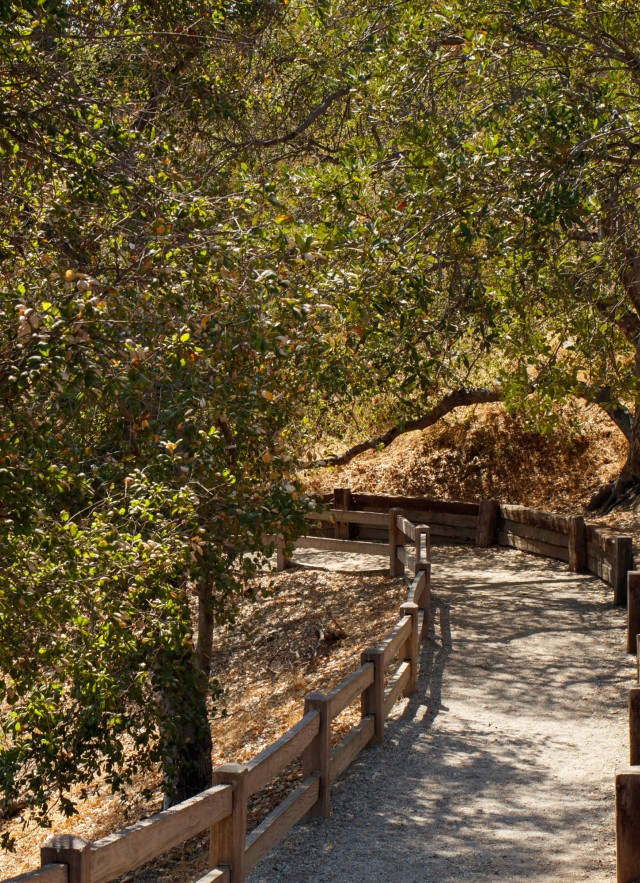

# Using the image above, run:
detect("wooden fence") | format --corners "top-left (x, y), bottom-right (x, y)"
top-left (300, 489), bottom-right (634, 605)
top-left (6, 536), bottom-right (431, 883)
top-left (617, 571), bottom-right (640, 881)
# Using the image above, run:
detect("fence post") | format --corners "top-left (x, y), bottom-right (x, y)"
top-left (627, 572), bottom-right (640, 655)
top-left (361, 647), bottom-right (385, 746)
top-left (400, 602), bottom-right (419, 695)
top-left (475, 499), bottom-right (500, 547)
top-left (614, 536), bottom-right (635, 606)
top-left (415, 526), bottom-right (431, 571)
top-left (333, 487), bottom-right (352, 540)
top-left (616, 767), bottom-right (640, 882)
top-left (389, 507), bottom-right (403, 577)
top-left (421, 564), bottom-right (431, 642)
top-left (302, 692), bottom-right (331, 819)
top-left (41, 835), bottom-right (92, 883)
top-left (630, 687), bottom-right (640, 766)
top-left (210, 763), bottom-right (249, 883)
top-left (568, 515), bottom-right (587, 573)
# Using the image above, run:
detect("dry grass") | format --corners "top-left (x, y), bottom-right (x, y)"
top-left (304, 401), bottom-right (628, 514)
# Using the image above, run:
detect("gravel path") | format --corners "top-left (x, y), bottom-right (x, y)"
top-left (249, 546), bottom-right (632, 883)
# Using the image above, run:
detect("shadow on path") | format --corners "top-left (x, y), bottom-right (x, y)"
top-left (249, 546), bottom-right (632, 883)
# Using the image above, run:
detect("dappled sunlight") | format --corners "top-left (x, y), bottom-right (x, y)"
top-left (250, 545), bottom-right (631, 882)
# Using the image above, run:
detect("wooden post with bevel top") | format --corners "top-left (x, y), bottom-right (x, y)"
top-left (302, 692), bottom-right (331, 818)
top-left (475, 499), bottom-right (500, 547)
top-left (41, 835), bottom-right (92, 883)
top-left (333, 487), bottom-right (352, 540)
top-left (361, 647), bottom-right (385, 746)
top-left (210, 763), bottom-right (249, 883)
top-left (389, 507), bottom-right (403, 577)
top-left (568, 515), bottom-right (587, 573)
top-left (630, 687), bottom-right (640, 767)
top-left (616, 766), bottom-right (640, 882)
top-left (628, 572), bottom-right (640, 654)
top-left (401, 601), bottom-right (419, 695)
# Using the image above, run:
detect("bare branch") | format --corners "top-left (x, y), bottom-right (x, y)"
top-left (230, 85), bottom-right (352, 150)
top-left (302, 386), bottom-right (504, 469)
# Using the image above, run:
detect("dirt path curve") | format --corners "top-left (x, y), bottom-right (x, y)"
top-left (249, 546), bottom-right (632, 882)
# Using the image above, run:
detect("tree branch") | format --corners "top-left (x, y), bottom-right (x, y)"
top-left (576, 385), bottom-right (633, 441)
top-left (230, 85), bottom-right (352, 150)
top-left (302, 386), bottom-right (504, 469)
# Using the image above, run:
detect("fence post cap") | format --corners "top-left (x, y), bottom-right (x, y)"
top-left (213, 762), bottom-right (248, 776)
top-left (361, 646), bottom-right (384, 662)
top-left (42, 834), bottom-right (91, 851)
top-left (401, 601), bottom-right (419, 612)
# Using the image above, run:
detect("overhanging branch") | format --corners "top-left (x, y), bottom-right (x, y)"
top-left (576, 385), bottom-right (633, 441)
top-left (302, 386), bottom-right (504, 469)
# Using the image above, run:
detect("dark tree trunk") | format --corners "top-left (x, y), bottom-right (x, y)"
top-left (162, 573), bottom-right (216, 809)
top-left (162, 683), bottom-right (213, 809)
top-left (589, 397), bottom-right (640, 512)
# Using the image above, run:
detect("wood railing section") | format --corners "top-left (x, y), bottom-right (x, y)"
top-left (301, 490), bottom-right (634, 606)
top-left (7, 548), bottom-right (431, 883)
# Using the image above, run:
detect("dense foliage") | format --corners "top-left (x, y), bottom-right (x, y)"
top-left (2, 0), bottom-right (640, 843)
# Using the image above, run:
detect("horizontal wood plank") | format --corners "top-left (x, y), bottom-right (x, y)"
top-left (306, 510), bottom-right (389, 527)
top-left (585, 524), bottom-right (621, 555)
top-left (396, 515), bottom-right (417, 542)
top-left (503, 519), bottom-right (569, 549)
top-left (498, 531), bottom-right (570, 562)
top-left (351, 493), bottom-right (480, 516)
top-left (330, 716), bottom-right (376, 784)
top-left (379, 616), bottom-right (412, 668)
top-left (406, 571), bottom-right (427, 607)
top-left (384, 661), bottom-right (412, 717)
top-left (294, 537), bottom-right (389, 556)
top-left (91, 786), bottom-right (233, 883)
top-left (500, 505), bottom-right (570, 534)
top-left (4, 866), bottom-right (68, 883)
top-left (245, 777), bottom-right (319, 872)
top-left (327, 664), bottom-right (374, 722)
top-left (404, 550), bottom-right (417, 574)
top-left (587, 554), bottom-right (613, 584)
top-left (245, 711), bottom-right (320, 795)
top-left (402, 509), bottom-right (478, 529)
top-left (424, 523), bottom-right (477, 541)
top-left (586, 542), bottom-right (614, 564)
top-left (193, 869), bottom-right (230, 883)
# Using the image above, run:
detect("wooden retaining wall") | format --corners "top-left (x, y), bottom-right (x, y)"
top-left (306, 489), bottom-right (634, 605)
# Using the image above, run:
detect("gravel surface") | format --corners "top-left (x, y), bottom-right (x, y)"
top-left (249, 546), bottom-right (632, 883)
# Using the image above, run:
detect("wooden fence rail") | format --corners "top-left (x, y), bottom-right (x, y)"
top-left (300, 490), bottom-right (634, 606)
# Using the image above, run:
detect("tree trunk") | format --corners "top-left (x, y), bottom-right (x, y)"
top-left (162, 574), bottom-right (216, 808)
top-left (589, 396), bottom-right (640, 512)
top-left (162, 683), bottom-right (213, 809)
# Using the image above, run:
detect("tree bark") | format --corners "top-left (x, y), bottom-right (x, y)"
top-left (162, 574), bottom-right (216, 808)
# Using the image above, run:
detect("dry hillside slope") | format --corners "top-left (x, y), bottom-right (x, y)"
top-left (304, 402), bottom-right (628, 516)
